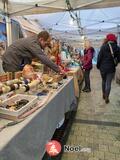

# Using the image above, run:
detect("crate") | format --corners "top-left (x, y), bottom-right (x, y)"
top-left (0, 94), bottom-right (38, 120)
top-left (0, 72), bottom-right (12, 82)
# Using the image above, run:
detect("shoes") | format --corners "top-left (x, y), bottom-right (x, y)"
top-left (103, 93), bottom-right (110, 104)
top-left (105, 96), bottom-right (110, 104)
top-left (82, 88), bottom-right (91, 92)
top-left (82, 87), bottom-right (87, 91)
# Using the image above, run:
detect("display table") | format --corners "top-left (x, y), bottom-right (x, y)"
top-left (67, 66), bottom-right (83, 97)
top-left (0, 78), bottom-right (76, 160)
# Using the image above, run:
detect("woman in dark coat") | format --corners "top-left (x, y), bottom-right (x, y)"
top-left (97, 34), bottom-right (120, 103)
top-left (82, 40), bottom-right (94, 92)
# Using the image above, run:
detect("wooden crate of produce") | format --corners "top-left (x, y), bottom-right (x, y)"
top-left (0, 72), bottom-right (12, 82)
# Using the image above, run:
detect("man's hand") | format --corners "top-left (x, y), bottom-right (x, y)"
top-left (59, 66), bottom-right (65, 74)
top-left (59, 66), bottom-right (67, 79)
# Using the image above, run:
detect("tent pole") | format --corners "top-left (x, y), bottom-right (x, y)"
top-left (117, 25), bottom-right (120, 46)
top-left (6, 16), bottom-right (12, 46)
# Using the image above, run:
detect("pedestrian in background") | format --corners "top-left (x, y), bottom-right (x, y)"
top-left (97, 34), bottom-right (120, 103)
top-left (82, 40), bottom-right (95, 92)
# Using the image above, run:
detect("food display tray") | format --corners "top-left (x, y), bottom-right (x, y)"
top-left (0, 94), bottom-right (38, 120)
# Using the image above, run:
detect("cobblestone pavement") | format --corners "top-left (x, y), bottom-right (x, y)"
top-left (62, 68), bottom-right (120, 160)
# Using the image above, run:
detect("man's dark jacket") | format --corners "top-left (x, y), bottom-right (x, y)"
top-left (97, 41), bottom-right (120, 73)
top-left (2, 36), bottom-right (60, 73)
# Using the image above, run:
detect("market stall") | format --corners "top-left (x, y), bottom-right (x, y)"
top-left (0, 2), bottom-right (120, 160)
top-left (0, 77), bottom-right (76, 160)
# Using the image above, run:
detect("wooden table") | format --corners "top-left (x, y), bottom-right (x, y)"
top-left (67, 66), bottom-right (83, 98)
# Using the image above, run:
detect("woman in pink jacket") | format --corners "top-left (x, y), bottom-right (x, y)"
top-left (82, 40), bottom-right (94, 92)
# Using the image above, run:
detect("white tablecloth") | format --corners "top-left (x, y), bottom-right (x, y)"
top-left (0, 77), bottom-right (76, 160)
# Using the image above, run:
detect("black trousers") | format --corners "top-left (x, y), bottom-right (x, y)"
top-left (84, 69), bottom-right (91, 89)
top-left (100, 72), bottom-right (115, 97)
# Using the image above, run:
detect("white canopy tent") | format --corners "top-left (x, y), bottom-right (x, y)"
top-left (24, 6), bottom-right (120, 48)
top-left (0, 0), bottom-right (120, 16)
top-left (0, 0), bottom-right (120, 46)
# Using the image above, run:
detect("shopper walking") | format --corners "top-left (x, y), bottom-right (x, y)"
top-left (97, 34), bottom-right (120, 103)
top-left (82, 40), bottom-right (94, 92)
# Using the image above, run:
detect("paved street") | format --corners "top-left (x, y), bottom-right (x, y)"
top-left (62, 67), bottom-right (120, 160)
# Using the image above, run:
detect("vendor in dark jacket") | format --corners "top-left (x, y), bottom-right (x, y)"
top-left (2, 31), bottom-right (61, 73)
top-left (82, 40), bottom-right (94, 92)
top-left (97, 33), bottom-right (120, 103)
